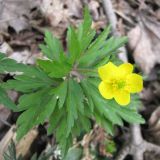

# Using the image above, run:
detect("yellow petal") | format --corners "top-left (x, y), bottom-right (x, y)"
top-left (98, 81), bottom-right (114, 99)
top-left (98, 62), bottom-right (117, 81)
top-left (114, 90), bottom-right (130, 106)
top-left (117, 63), bottom-right (133, 77)
top-left (126, 73), bottom-right (143, 93)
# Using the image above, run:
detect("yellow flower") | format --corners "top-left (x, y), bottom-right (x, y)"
top-left (98, 62), bottom-right (143, 106)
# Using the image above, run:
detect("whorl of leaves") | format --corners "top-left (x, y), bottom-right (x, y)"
top-left (1, 7), bottom-right (144, 157)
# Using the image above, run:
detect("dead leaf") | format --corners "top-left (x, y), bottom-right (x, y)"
top-left (88, 0), bottom-right (100, 21)
top-left (148, 107), bottom-right (160, 144)
top-left (0, 41), bottom-right (13, 55)
top-left (149, 107), bottom-right (160, 127)
top-left (140, 88), bottom-right (154, 103)
top-left (113, 0), bottom-right (135, 18)
top-left (0, 126), bottom-right (38, 159)
top-left (0, 0), bottom-right (41, 33)
top-left (155, 9), bottom-right (160, 20)
top-left (128, 13), bottom-right (160, 74)
top-left (64, 0), bottom-right (82, 18)
top-left (40, 0), bottom-right (65, 27)
top-left (9, 50), bottom-right (35, 64)
top-left (16, 128), bottom-right (38, 157)
top-left (146, 0), bottom-right (160, 7)
top-left (0, 125), bottom-right (16, 160)
top-left (0, 90), bottom-right (18, 129)
top-left (0, 105), bottom-right (11, 129)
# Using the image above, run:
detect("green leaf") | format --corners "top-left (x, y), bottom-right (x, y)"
top-left (31, 149), bottom-right (54, 160)
top-left (47, 108), bottom-right (65, 135)
top-left (117, 107), bottom-right (145, 124)
top-left (67, 26), bottom-right (80, 63)
top-left (34, 95), bottom-right (57, 125)
top-left (78, 6), bottom-right (92, 41)
top-left (66, 79), bottom-right (85, 136)
top-left (0, 87), bottom-right (17, 110)
top-left (107, 100), bottom-right (145, 124)
top-left (3, 68), bottom-right (54, 93)
top-left (94, 112), bottom-right (114, 135)
top-left (39, 30), bottom-right (63, 60)
top-left (93, 37), bottom-right (128, 64)
top-left (59, 134), bottom-right (72, 158)
top-left (16, 88), bottom-right (57, 140)
top-left (64, 147), bottom-right (82, 160)
top-left (85, 79), bottom-right (122, 126)
top-left (66, 80), bottom-right (78, 136)
top-left (80, 79), bottom-right (94, 112)
top-left (37, 59), bottom-right (71, 78)
top-left (50, 80), bottom-right (68, 108)
top-left (77, 7), bottom-right (96, 56)
top-left (105, 140), bottom-right (117, 154)
top-left (79, 113), bottom-right (91, 132)
top-left (84, 25), bottom-right (111, 55)
top-left (78, 36), bottom-right (128, 67)
top-left (0, 52), bottom-right (28, 73)
top-left (79, 29), bottom-right (96, 55)
top-left (17, 90), bottom-right (46, 111)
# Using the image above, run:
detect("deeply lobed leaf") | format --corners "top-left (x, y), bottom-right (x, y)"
top-left (0, 7), bottom-right (145, 158)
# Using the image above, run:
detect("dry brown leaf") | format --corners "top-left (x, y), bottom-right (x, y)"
top-left (148, 107), bottom-right (160, 144)
top-left (64, 0), bottom-right (82, 18)
top-left (0, 90), bottom-right (18, 129)
top-left (128, 13), bottom-right (160, 74)
top-left (40, 0), bottom-right (105, 38)
top-left (9, 50), bottom-right (35, 64)
top-left (40, 0), bottom-right (65, 27)
top-left (0, 126), bottom-right (38, 159)
top-left (146, 0), bottom-right (160, 7)
top-left (149, 107), bottom-right (160, 128)
top-left (88, 0), bottom-right (100, 21)
top-left (140, 88), bottom-right (154, 103)
top-left (16, 128), bottom-right (38, 157)
top-left (7, 90), bottom-right (19, 102)
top-left (0, 0), bottom-right (41, 33)
top-left (155, 9), bottom-right (160, 20)
top-left (113, 0), bottom-right (135, 18)
top-left (0, 105), bottom-right (11, 129)
top-left (0, 41), bottom-right (13, 55)
top-left (0, 125), bottom-right (16, 159)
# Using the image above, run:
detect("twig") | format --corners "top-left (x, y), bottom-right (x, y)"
top-left (115, 144), bottom-right (131, 160)
top-left (102, 0), bottom-right (127, 62)
top-left (70, 70), bottom-right (84, 81)
top-left (115, 10), bottom-right (135, 26)
top-left (102, 0), bottom-right (117, 36)
top-left (130, 124), bottom-right (144, 160)
top-left (130, 124), bottom-right (143, 145)
top-left (0, 118), bottom-right (12, 127)
top-left (145, 141), bottom-right (160, 154)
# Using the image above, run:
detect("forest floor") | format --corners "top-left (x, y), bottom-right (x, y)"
top-left (0, 0), bottom-right (160, 160)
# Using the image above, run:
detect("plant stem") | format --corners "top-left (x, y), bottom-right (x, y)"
top-left (76, 68), bottom-right (97, 73)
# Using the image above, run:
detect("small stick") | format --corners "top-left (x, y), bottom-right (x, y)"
top-left (102, 0), bottom-right (128, 62)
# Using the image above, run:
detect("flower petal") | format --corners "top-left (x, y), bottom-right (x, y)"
top-left (98, 62), bottom-right (117, 81)
top-left (114, 90), bottom-right (130, 106)
top-left (117, 63), bottom-right (133, 77)
top-left (98, 81), bottom-right (114, 99)
top-left (126, 73), bottom-right (143, 93)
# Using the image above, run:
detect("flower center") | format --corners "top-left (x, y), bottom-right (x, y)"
top-left (110, 79), bottom-right (126, 90)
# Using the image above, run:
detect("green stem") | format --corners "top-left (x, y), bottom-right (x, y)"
top-left (76, 68), bottom-right (97, 73)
